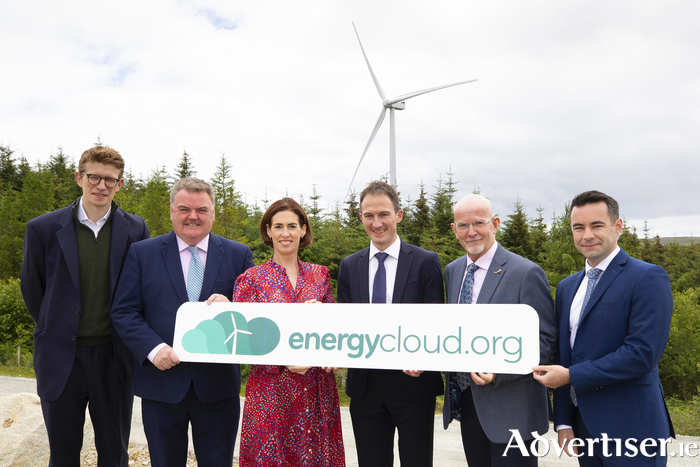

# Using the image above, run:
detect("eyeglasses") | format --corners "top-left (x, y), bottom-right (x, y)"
top-left (455, 217), bottom-right (495, 231)
top-left (81, 172), bottom-right (120, 188)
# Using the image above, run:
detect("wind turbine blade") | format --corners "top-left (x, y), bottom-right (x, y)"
top-left (352, 22), bottom-right (387, 100)
top-left (385, 79), bottom-right (478, 107)
top-left (345, 107), bottom-right (388, 201)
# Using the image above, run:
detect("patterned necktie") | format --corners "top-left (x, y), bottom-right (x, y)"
top-left (458, 263), bottom-right (479, 304)
top-left (455, 262), bottom-right (480, 391)
top-left (187, 245), bottom-right (204, 302)
top-left (571, 267), bottom-right (602, 406)
top-left (372, 252), bottom-right (389, 304)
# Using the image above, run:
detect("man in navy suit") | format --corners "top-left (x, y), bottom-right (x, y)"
top-left (533, 190), bottom-right (674, 466)
top-left (111, 177), bottom-right (254, 467)
top-left (337, 181), bottom-right (444, 467)
top-left (21, 146), bottom-right (149, 467)
top-left (442, 194), bottom-right (557, 467)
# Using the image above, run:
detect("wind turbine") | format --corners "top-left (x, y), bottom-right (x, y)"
top-left (347, 22), bottom-right (477, 198)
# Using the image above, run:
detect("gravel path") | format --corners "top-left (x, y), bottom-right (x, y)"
top-left (2, 376), bottom-right (698, 466)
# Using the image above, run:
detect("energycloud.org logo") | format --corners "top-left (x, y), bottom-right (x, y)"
top-left (181, 311), bottom-right (281, 356)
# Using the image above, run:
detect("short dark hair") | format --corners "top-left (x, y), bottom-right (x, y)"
top-left (359, 181), bottom-right (400, 213)
top-left (170, 177), bottom-right (215, 206)
top-left (260, 198), bottom-right (313, 249)
top-left (78, 146), bottom-right (125, 178)
top-left (570, 190), bottom-right (620, 221)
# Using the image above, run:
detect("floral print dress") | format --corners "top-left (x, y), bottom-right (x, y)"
top-left (234, 258), bottom-right (345, 467)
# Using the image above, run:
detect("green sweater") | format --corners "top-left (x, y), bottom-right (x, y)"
top-left (73, 204), bottom-right (114, 345)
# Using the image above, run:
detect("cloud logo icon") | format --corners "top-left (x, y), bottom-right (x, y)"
top-left (181, 311), bottom-right (280, 356)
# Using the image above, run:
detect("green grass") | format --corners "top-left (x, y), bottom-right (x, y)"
top-left (0, 365), bottom-right (35, 378)
top-left (667, 395), bottom-right (700, 437)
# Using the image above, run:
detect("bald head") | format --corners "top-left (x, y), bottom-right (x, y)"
top-left (453, 194), bottom-right (494, 218)
top-left (451, 194), bottom-right (500, 261)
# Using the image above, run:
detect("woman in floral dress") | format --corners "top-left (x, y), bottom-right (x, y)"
top-left (209, 198), bottom-right (344, 466)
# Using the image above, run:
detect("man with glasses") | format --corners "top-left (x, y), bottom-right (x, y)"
top-left (21, 146), bottom-right (150, 467)
top-left (442, 194), bottom-right (556, 467)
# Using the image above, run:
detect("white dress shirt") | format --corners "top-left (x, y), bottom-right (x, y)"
top-left (76, 196), bottom-right (111, 238)
top-left (368, 237), bottom-right (401, 303)
top-left (569, 246), bottom-right (620, 347)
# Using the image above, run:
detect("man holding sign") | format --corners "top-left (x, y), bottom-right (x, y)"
top-left (110, 177), bottom-right (254, 467)
top-left (337, 181), bottom-right (445, 467)
top-left (442, 194), bottom-right (557, 467)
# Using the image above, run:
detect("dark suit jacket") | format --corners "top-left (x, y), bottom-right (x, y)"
top-left (442, 244), bottom-right (557, 444)
top-left (110, 231), bottom-right (254, 404)
top-left (21, 201), bottom-right (149, 401)
top-left (553, 249), bottom-right (674, 441)
top-left (337, 240), bottom-right (445, 402)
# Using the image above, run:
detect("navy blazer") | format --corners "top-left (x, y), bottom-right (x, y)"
top-left (337, 240), bottom-right (445, 402)
top-left (110, 231), bottom-right (254, 404)
top-left (21, 201), bottom-right (149, 401)
top-left (553, 249), bottom-right (674, 441)
top-left (442, 244), bottom-right (557, 444)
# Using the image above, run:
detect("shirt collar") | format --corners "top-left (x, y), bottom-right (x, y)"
top-left (370, 236), bottom-right (401, 260)
top-left (176, 234), bottom-right (210, 253)
top-left (467, 240), bottom-right (499, 271)
top-left (76, 196), bottom-right (111, 225)
top-left (585, 245), bottom-right (620, 273)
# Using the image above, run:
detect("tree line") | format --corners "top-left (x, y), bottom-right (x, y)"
top-left (1, 143), bottom-right (699, 400)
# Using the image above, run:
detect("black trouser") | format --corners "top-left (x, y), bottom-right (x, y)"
top-left (41, 343), bottom-right (133, 467)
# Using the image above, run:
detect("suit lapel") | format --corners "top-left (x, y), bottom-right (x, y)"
top-left (448, 256), bottom-right (467, 303)
top-left (109, 207), bottom-right (129, 297)
top-left (56, 204), bottom-right (81, 295)
top-left (200, 234), bottom-right (223, 301)
top-left (358, 248), bottom-right (370, 303)
top-left (579, 250), bottom-right (627, 322)
top-left (392, 242), bottom-right (412, 303)
top-left (476, 245), bottom-right (507, 304)
top-left (162, 232), bottom-right (189, 304)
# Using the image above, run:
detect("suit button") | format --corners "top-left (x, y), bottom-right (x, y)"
top-left (75, 310), bottom-right (80, 315)
top-left (71, 336), bottom-right (76, 341)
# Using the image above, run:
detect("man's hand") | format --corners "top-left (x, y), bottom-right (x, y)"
top-left (532, 365), bottom-right (570, 389)
top-left (403, 370), bottom-right (424, 378)
top-left (153, 345), bottom-right (181, 371)
top-left (558, 428), bottom-right (578, 457)
top-left (471, 372), bottom-right (496, 385)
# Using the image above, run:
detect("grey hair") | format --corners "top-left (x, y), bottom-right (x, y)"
top-left (170, 177), bottom-right (216, 206)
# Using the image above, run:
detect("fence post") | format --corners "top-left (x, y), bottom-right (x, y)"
top-left (17, 345), bottom-right (20, 366)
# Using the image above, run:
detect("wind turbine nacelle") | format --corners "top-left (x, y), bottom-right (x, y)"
top-left (383, 100), bottom-right (406, 110)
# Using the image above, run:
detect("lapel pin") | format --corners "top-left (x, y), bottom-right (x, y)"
top-left (493, 269), bottom-right (502, 274)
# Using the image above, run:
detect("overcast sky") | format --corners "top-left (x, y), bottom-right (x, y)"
top-left (2, 0), bottom-right (699, 237)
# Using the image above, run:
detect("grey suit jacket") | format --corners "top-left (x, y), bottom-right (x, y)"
top-left (442, 243), bottom-right (557, 444)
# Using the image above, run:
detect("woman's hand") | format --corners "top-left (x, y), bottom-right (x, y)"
top-left (286, 366), bottom-right (311, 375)
top-left (304, 299), bottom-right (319, 304)
top-left (205, 293), bottom-right (230, 305)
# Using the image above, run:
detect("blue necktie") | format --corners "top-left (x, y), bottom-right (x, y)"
top-left (570, 267), bottom-right (602, 406)
top-left (458, 263), bottom-right (479, 305)
top-left (187, 245), bottom-right (204, 302)
top-left (372, 252), bottom-right (389, 304)
top-left (455, 263), bottom-right (479, 391)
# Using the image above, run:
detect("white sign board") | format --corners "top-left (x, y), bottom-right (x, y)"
top-left (172, 302), bottom-right (540, 374)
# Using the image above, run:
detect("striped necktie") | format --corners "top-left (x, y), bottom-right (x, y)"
top-left (187, 245), bottom-right (204, 302)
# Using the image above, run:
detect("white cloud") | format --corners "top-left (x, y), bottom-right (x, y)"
top-left (1, 0), bottom-right (698, 237)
